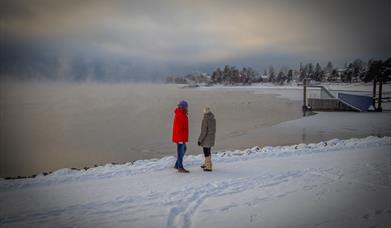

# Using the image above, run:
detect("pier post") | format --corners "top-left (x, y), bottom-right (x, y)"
top-left (302, 78), bottom-right (307, 116)
top-left (377, 75), bottom-right (383, 112)
top-left (372, 78), bottom-right (377, 109)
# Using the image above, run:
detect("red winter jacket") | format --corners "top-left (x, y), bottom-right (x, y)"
top-left (172, 107), bottom-right (189, 143)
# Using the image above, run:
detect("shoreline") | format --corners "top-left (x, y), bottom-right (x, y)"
top-left (1, 135), bottom-right (390, 184)
top-left (3, 108), bottom-right (391, 180)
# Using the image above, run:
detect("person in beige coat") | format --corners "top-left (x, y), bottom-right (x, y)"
top-left (197, 107), bottom-right (216, 171)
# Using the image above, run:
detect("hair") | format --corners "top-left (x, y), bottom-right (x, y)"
top-left (203, 107), bottom-right (210, 113)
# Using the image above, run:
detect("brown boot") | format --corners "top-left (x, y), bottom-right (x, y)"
top-left (178, 167), bottom-right (190, 173)
top-left (203, 156), bottom-right (212, 172)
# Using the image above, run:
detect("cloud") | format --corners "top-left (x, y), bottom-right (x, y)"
top-left (0, 0), bottom-right (390, 78)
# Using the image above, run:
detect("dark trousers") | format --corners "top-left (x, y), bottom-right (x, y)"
top-left (175, 143), bottom-right (187, 168)
top-left (203, 147), bottom-right (211, 157)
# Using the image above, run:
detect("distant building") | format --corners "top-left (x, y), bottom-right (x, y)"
top-left (326, 68), bottom-right (346, 82)
top-left (337, 68), bottom-right (346, 76)
top-left (260, 74), bottom-right (269, 81)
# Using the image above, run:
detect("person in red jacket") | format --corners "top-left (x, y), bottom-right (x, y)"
top-left (172, 100), bottom-right (190, 173)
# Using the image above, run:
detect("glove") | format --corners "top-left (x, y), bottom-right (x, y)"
top-left (197, 141), bottom-right (201, 146)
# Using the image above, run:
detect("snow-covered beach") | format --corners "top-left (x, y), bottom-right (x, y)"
top-left (1, 136), bottom-right (390, 228)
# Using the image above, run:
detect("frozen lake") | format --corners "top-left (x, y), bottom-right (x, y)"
top-left (0, 83), bottom-right (302, 177)
top-left (2, 82), bottom-right (390, 177)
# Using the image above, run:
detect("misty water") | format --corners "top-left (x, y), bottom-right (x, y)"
top-left (0, 83), bottom-right (302, 177)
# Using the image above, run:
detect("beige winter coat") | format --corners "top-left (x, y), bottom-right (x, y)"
top-left (198, 112), bottom-right (216, 147)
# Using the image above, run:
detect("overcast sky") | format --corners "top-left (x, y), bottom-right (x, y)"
top-left (0, 0), bottom-right (390, 79)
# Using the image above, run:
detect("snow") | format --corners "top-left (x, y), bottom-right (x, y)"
top-left (1, 136), bottom-right (390, 228)
top-left (277, 111), bottom-right (391, 133)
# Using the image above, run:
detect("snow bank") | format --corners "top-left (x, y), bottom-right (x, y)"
top-left (1, 136), bottom-right (390, 228)
top-left (1, 136), bottom-right (389, 192)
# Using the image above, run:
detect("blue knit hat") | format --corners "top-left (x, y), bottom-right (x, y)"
top-left (178, 100), bottom-right (188, 108)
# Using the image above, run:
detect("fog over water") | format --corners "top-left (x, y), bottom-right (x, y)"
top-left (0, 83), bottom-right (302, 177)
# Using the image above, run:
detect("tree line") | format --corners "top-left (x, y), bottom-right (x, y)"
top-left (166, 57), bottom-right (391, 85)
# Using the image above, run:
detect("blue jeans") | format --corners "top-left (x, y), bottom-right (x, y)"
top-left (175, 143), bottom-right (187, 169)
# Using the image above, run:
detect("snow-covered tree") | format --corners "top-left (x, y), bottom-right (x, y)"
top-left (287, 69), bottom-right (293, 83)
top-left (313, 63), bottom-right (323, 81)
top-left (324, 61), bottom-right (333, 74)
top-left (268, 66), bottom-right (275, 83)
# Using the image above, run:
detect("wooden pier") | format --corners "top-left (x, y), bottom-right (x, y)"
top-left (301, 79), bottom-right (387, 114)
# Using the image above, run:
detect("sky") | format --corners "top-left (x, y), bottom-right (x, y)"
top-left (0, 0), bottom-right (390, 81)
